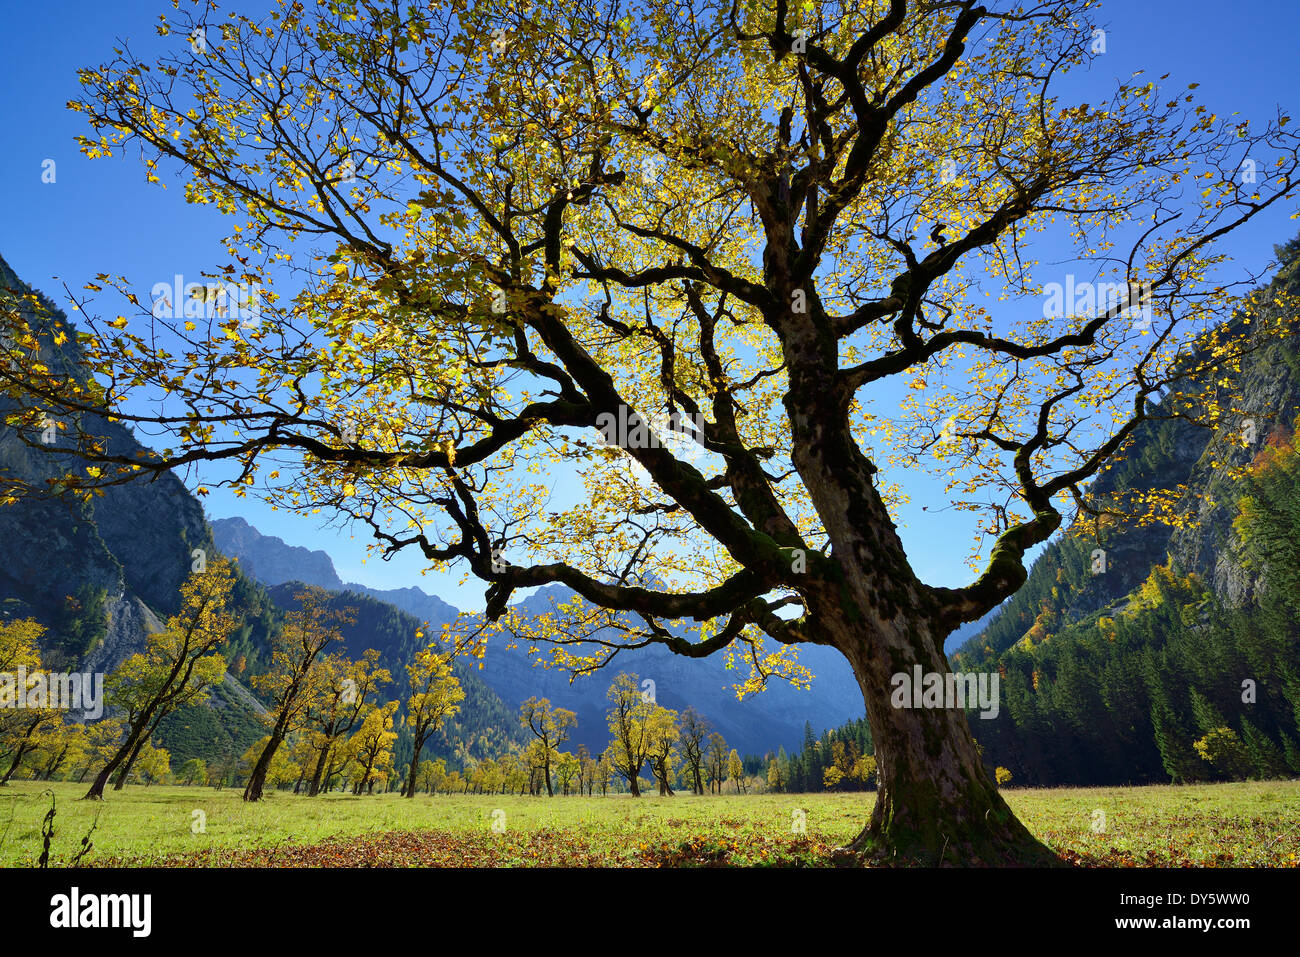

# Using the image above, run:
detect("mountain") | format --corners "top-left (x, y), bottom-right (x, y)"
top-left (211, 517), bottom-right (459, 629)
top-left (948, 234), bottom-right (1300, 786)
top-left (0, 254), bottom-right (277, 674)
top-left (213, 519), bottom-right (867, 755)
top-left (209, 517), bottom-right (345, 591)
top-left (0, 254), bottom-right (276, 761)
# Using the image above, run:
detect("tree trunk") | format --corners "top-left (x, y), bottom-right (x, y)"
top-left (113, 731), bottom-right (150, 791)
top-left (404, 730), bottom-right (429, 798)
top-left (244, 726), bottom-right (288, 802)
top-left (86, 715), bottom-right (150, 800)
top-left (308, 743), bottom-right (331, 796)
top-left (829, 610), bottom-right (1058, 866)
top-left (0, 740), bottom-right (35, 784)
top-left (782, 372), bottom-right (1059, 866)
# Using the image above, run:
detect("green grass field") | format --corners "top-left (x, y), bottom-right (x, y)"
top-left (1, 780), bottom-right (1297, 867)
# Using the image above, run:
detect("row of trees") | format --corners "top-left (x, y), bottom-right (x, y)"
top-left (0, 558), bottom-right (468, 801)
top-left (516, 675), bottom-right (748, 797)
top-left (764, 720), bottom-right (877, 793)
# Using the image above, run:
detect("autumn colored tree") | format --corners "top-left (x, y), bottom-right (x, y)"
top-left (305, 648), bottom-right (391, 796)
top-left (68, 719), bottom-right (124, 784)
top-left (0, 619), bottom-right (62, 786)
top-left (556, 751), bottom-right (581, 794)
top-left (179, 757), bottom-right (207, 786)
top-left (350, 700), bottom-right (399, 793)
top-left (13, 0), bottom-right (1300, 861)
top-left (603, 673), bottom-right (658, 796)
top-left (245, 588), bottom-right (352, 802)
top-left (575, 743), bottom-right (594, 796)
top-left (86, 558), bottom-right (236, 799)
top-left (238, 734), bottom-right (298, 789)
top-left (130, 741), bottom-right (171, 786)
top-left (30, 721), bottom-right (88, 782)
top-left (727, 749), bottom-right (747, 794)
top-left (767, 755), bottom-right (785, 791)
top-left (645, 706), bottom-right (680, 795)
top-left (519, 696), bottom-right (577, 796)
top-left (595, 754), bottom-right (614, 796)
top-left (401, 647), bottom-right (465, 796)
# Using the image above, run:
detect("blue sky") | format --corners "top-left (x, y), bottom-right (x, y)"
top-left (2, 0), bottom-right (1298, 611)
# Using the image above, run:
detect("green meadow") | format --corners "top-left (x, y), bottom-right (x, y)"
top-left (1, 779), bottom-right (1296, 867)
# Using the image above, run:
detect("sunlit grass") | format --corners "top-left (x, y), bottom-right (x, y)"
top-left (0, 778), bottom-right (1295, 866)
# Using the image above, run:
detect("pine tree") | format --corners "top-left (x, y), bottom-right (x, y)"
top-left (1240, 718), bottom-right (1287, 779)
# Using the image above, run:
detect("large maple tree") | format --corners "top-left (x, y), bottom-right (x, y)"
top-left (5, 0), bottom-right (1300, 862)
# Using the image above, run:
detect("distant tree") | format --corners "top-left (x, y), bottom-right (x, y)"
top-left (0, 619), bottom-right (62, 784)
top-left (767, 757), bottom-right (785, 792)
top-left (595, 755), bottom-right (614, 797)
top-left (245, 588), bottom-right (351, 802)
top-left (179, 757), bottom-right (207, 786)
top-left (418, 758), bottom-right (447, 794)
top-left (520, 697), bottom-right (576, 797)
top-left (68, 718), bottom-right (124, 784)
top-left (556, 751), bottom-right (581, 795)
top-left (645, 707), bottom-right (680, 796)
top-left (604, 674), bottom-right (657, 797)
top-left (32, 722), bottom-right (88, 782)
top-left (1193, 728), bottom-right (1252, 781)
top-left (575, 743), bottom-right (594, 796)
top-left (727, 750), bottom-right (747, 794)
top-left (86, 559), bottom-right (236, 799)
top-left (350, 701), bottom-right (399, 794)
top-left (706, 733), bottom-right (729, 795)
top-left (131, 741), bottom-right (170, 786)
top-left (994, 767), bottom-right (1012, 787)
top-left (678, 707), bottom-right (710, 796)
top-left (402, 648), bottom-right (464, 797)
top-left (853, 754), bottom-right (878, 788)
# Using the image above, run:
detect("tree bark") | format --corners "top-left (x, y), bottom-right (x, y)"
top-left (112, 730), bottom-right (151, 791)
top-left (244, 715), bottom-right (291, 802)
top-left (823, 606), bottom-right (1057, 866)
top-left (308, 743), bottom-right (331, 797)
top-left (403, 729), bottom-right (430, 798)
top-left (86, 714), bottom-right (151, 800)
top-left (779, 350), bottom-right (1060, 866)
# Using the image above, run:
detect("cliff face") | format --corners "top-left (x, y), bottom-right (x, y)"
top-left (211, 517), bottom-right (344, 591)
top-left (0, 255), bottom-right (273, 674)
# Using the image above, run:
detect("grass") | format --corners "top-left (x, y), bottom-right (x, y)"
top-left (0, 779), bottom-right (1296, 867)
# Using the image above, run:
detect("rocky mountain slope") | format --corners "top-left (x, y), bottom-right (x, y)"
top-left (0, 254), bottom-right (276, 674)
top-left (944, 235), bottom-right (1300, 786)
top-left (955, 235), bottom-right (1300, 666)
